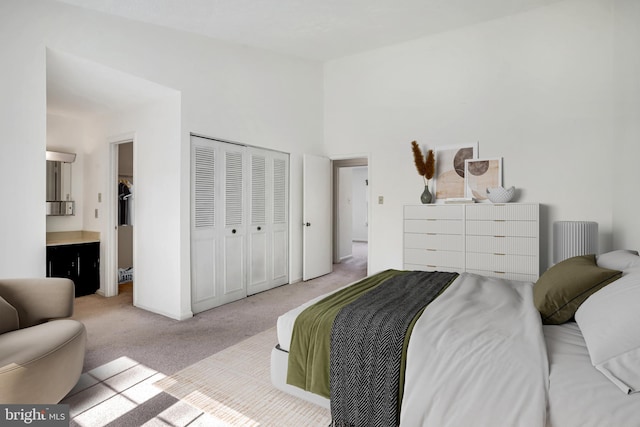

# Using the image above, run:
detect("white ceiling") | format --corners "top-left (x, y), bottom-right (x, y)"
top-left (52, 0), bottom-right (563, 61)
top-left (47, 0), bottom-right (562, 117)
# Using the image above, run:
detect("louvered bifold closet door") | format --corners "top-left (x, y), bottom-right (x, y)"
top-left (191, 136), bottom-right (289, 312)
top-left (191, 136), bottom-right (247, 314)
top-left (246, 148), bottom-right (290, 295)
top-left (223, 144), bottom-right (247, 300)
top-left (247, 150), bottom-right (269, 294)
top-left (270, 152), bottom-right (289, 288)
top-left (191, 136), bottom-right (220, 313)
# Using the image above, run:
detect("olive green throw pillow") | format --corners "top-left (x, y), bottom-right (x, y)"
top-left (533, 254), bottom-right (622, 325)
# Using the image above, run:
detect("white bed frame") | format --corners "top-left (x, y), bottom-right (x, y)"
top-left (270, 346), bottom-right (330, 409)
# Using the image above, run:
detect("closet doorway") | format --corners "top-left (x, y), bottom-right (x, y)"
top-left (116, 141), bottom-right (134, 297)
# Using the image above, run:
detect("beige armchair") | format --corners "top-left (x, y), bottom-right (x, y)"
top-left (0, 278), bottom-right (86, 404)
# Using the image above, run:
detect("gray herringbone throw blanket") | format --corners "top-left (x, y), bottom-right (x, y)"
top-left (330, 271), bottom-right (458, 427)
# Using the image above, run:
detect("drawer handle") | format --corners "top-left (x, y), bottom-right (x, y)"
top-left (427, 265), bottom-right (437, 268)
top-left (494, 235), bottom-right (506, 238)
top-left (426, 233), bottom-right (437, 235)
top-left (494, 253), bottom-right (506, 256)
top-left (427, 249), bottom-right (437, 252)
top-left (426, 219), bottom-right (437, 221)
top-left (493, 220), bottom-right (506, 222)
top-left (494, 271), bottom-right (506, 274)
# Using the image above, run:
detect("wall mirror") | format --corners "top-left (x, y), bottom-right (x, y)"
top-left (46, 150), bottom-right (76, 216)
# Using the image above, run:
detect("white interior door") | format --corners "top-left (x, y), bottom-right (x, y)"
top-left (303, 154), bottom-right (332, 281)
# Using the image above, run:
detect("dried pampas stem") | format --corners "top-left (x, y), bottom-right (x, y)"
top-left (425, 149), bottom-right (435, 180)
top-left (411, 141), bottom-right (427, 177)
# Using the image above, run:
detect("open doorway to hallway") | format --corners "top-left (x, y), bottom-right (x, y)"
top-left (333, 158), bottom-right (369, 276)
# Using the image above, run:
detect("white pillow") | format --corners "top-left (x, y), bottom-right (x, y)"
top-left (575, 273), bottom-right (640, 394)
top-left (596, 249), bottom-right (640, 274)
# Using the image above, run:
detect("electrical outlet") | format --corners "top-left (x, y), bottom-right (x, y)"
top-left (98, 193), bottom-right (102, 203)
top-left (95, 209), bottom-right (99, 218)
top-left (378, 196), bottom-right (384, 204)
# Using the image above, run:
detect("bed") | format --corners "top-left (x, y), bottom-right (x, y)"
top-left (270, 250), bottom-right (640, 426)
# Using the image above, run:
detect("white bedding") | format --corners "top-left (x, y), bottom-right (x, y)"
top-left (544, 322), bottom-right (640, 427)
top-left (400, 273), bottom-right (548, 427)
top-left (276, 269), bottom-right (640, 426)
top-left (277, 272), bottom-right (549, 427)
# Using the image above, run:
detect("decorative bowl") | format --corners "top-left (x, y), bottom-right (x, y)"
top-left (486, 186), bottom-right (515, 203)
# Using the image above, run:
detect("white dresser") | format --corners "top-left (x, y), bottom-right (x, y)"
top-left (403, 203), bottom-right (539, 281)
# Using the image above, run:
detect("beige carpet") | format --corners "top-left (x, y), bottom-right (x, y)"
top-left (154, 328), bottom-right (330, 426)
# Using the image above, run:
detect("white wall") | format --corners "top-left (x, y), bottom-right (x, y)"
top-left (612, 0), bottom-right (640, 251)
top-left (86, 96), bottom-right (186, 319)
top-left (324, 0), bottom-right (615, 273)
top-left (0, 0), bottom-right (323, 319)
top-left (3, 0), bottom-right (636, 318)
top-left (0, 3), bottom-right (47, 277)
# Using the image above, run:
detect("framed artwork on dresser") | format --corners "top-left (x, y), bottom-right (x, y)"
top-left (464, 157), bottom-right (503, 200)
top-left (433, 142), bottom-right (478, 200)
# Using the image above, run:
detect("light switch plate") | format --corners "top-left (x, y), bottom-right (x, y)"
top-left (378, 196), bottom-right (384, 204)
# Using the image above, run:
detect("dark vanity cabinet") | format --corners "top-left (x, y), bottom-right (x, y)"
top-left (46, 242), bottom-right (100, 297)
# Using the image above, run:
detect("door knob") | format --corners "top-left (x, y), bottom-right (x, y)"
top-left (232, 229), bottom-right (236, 234)
top-left (305, 222), bottom-right (311, 227)
top-left (257, 226), bottom-right (262, 231)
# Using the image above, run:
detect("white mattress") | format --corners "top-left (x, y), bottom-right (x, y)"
top-left (544, 322), bottom-right (640, 427)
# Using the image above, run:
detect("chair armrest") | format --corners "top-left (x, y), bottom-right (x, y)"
top-left (0, 278), bottom-right (74, 328)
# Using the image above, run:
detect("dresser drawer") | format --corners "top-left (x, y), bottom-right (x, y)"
top-left (465, 204), bottom-right (538, 221)
top-left (466, 253), bottom-right (538, 275)
top-left (403, 203), bottom-right (540, 281)
top-left (405, 233), bottom-right (463, 251)
top-left (404, 205), bottom-right (463, 220)
top-left (404, 248), bottom-right (464, 269)
top-left (405, 219), bottom-right (463, 234)
top-left (466, 220), bottom-right (538, 238)
top-left (465, 235), bottom-right (537, 256)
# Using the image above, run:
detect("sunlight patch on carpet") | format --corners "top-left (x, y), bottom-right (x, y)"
top-left (62, 356), bottom-right (212, 426)
top-left (154, 328), bottom-right (330, 426)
